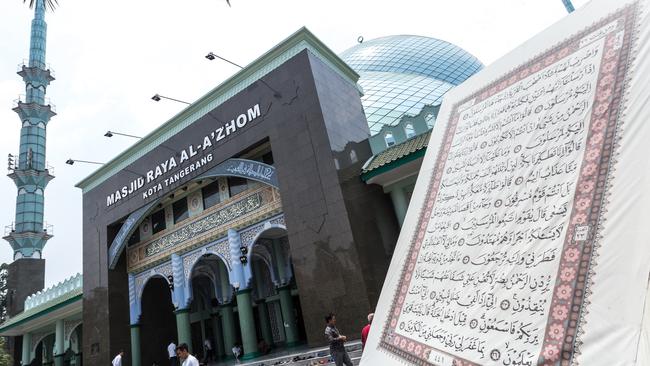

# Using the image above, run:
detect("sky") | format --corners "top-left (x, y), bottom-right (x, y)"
top-left (0, 0), bottom-right (590, 287)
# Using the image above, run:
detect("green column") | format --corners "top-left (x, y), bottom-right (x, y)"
top-left (54, 319), bottom-right (64, 366)
top-left (22, 332), bottom-right (32, 366)
top-left (256, 301), bottom-right (274, 347)
top-left (272, 239), bottom-right (287, 282)
top-left (211, 314), bottom-right (225, 358)
top-left (175, 308), bottom-right (192, 352)
top-left (220, 304), bottom-right (237, 358)
top-left (130, 324), bottom-right (141, 366)
top-left (278, 285), bottom-right (299, 346)
top-left (236, 289), bottom-right (260, 360)
top-left (389, 186), bottom-right (408, 227)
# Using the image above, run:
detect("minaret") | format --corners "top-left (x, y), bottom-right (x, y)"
top-left (3, 0), bottom-right (54, 317)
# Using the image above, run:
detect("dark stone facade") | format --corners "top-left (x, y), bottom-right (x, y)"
top-left (81, 49), bottom-right (399, 365)
top-left (6, 258), bottom-right (45, 365)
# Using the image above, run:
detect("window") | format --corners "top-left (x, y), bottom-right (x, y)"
top-left (405, 123), bottom-right (415, 138)
top-left (173, 198), bottom-right (189, 224)
top-left (228, 177), bottom-right (248, 197)
top-left (385, 132), bottom-right (396, 147)
top-left (150, 209), bottom-right (166, 234)
top-left (202, 180), bottom-right (221, 209)
top-left (350, 149), bottom-right (358, 164)
top-left (128, 230), bottom-right (140, 246)
top-left (262, 151), bottom-right (274, 165)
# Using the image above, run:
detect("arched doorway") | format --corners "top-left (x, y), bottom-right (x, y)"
top-left (140, 276), bottom-right (177, 366)
top-left (64, 324), bottom-right (82, 366)
top-left (188, 253), bottom-right (235, 362)
top-left (249, 227), bottom-right (306, 352)
top-left (32, 333), bottom-right (55, 366)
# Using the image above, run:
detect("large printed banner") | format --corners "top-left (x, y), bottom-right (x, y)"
top-left (362, 1), bottom-right (650, 365)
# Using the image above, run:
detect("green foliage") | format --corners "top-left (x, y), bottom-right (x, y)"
top-left (0, 264), bottom-right (7, 325)
top-left (0, 337), bottom-right (12, 366)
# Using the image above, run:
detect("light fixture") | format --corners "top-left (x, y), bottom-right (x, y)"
top-left (66, 159), bottom-right (104, 166)
top-left (151, 94), bottom-right (190, 105)
top-left (104, 131), bottom-right (142, 139)
top-left (205, 51), bottom-right (282, 98)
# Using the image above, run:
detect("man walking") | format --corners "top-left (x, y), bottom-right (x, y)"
top-left (168, 341), bottom-right (178, 366)
top-left (176, 343), bottom-right (199, 366)
top-left (324, 313), bottom-right (353, 366)
top-left (361, 313), bottom-right (373, 350)
top-left (111, 350), bottom-right (124, 366)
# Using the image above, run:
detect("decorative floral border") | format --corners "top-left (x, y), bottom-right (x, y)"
top-left (379, 3), bottom-right (639, 365)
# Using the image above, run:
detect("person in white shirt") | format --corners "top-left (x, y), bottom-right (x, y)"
top-left (168, 341), bottom-right (178, 366)
top-left (176, 343), bottom-right (199, 366)
top-left (111, 350), bottom-right (124, 366)
top-left (232, 344), bottom-right (242, 363)
top-left (203, 338), bottom-right (213, 362)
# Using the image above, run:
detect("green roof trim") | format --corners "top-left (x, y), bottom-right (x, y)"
top-left (361, 130), bottom-right (431, 181)
top-left (0, 292), bottom-right (82, 333)
top-left (76, 27), bottom-right (360, 193)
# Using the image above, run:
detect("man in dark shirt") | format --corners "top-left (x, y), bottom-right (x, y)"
top-left (324, 313), bottom-right (353, 366)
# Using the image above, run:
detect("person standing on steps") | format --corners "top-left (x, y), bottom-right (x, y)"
top-left (361, 313), bottom-right (373, 350)
top-left (176, 343), bottom-right (199, 366)
top-left (168, 341), bottom-right (178, 366)
top-left (324, 313), bottom-right (353, 366)
top-left (111, 350), bottom-right (125, 366)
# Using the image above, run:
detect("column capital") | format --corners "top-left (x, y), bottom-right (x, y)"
top-left (236, 288), bottom-right (253, 296)
top-left (175, 307), bottom-right (191, 315)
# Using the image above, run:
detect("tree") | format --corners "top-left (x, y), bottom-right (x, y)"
top-left (0, 264), bottom-right (11, 366)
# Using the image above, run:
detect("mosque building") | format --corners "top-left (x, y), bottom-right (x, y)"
top-left (0, 5), bottom-right (482, 364)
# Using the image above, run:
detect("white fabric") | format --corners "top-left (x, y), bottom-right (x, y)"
top-left (167, 342), bottom-right (176, 358)
top-left (362, 0), bottom-right (650, 365)
top-left (111, 354), bottom-right (122, 366)
top-left (181, 354), bottom-right (199, 366)
top-left (204, 339), bottom-right (212, 350)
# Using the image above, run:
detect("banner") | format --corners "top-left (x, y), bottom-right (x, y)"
top-left (362, 1), bottom-right (650, 365)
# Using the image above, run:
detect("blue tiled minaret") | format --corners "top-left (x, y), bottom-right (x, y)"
top-left (4, 0), bottom-right (56, 260)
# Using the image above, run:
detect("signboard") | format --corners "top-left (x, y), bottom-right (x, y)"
top-left (362, 1), bottom-right (650, 365)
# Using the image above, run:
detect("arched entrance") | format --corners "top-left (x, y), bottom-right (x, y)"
top-left (140, 276), bottom-right (177, 366)
top-left (64, 324), bottom-right (82, 366)
top-left (249, 227), bottom-right (306, 352)
top-left (32, 333), bottom-right (55, 366)
top-left (188, 253), bottom-right (236, 362)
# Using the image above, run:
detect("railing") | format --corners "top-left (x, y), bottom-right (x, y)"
top-left (3, 222), bottom-right (53, 236)
top-left (14, 94), bottom-right (56, 112)
top-left (17, 59), bottom-right (55, 78)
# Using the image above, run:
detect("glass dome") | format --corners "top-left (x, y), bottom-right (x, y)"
top-left (340, 35), bottom-right (483, 135)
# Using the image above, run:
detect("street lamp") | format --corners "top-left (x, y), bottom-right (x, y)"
top-left (105, 131), bottom-right (142, 139)
top-left (151, 94), bottom-right (190, 105)
top-left (205, 51), bottom-right (282, 98)
top-left (65, 159), bottom-right (104, 166)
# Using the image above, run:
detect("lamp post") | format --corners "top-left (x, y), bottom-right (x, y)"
top-left (65, 159), bottom-right (104, 166)
top-left (104, 131), bottom-right (142, 139)
top-left (205, 52), bottom-right (282, 98)
top-left (151, 94), bottom-right (190, 105)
